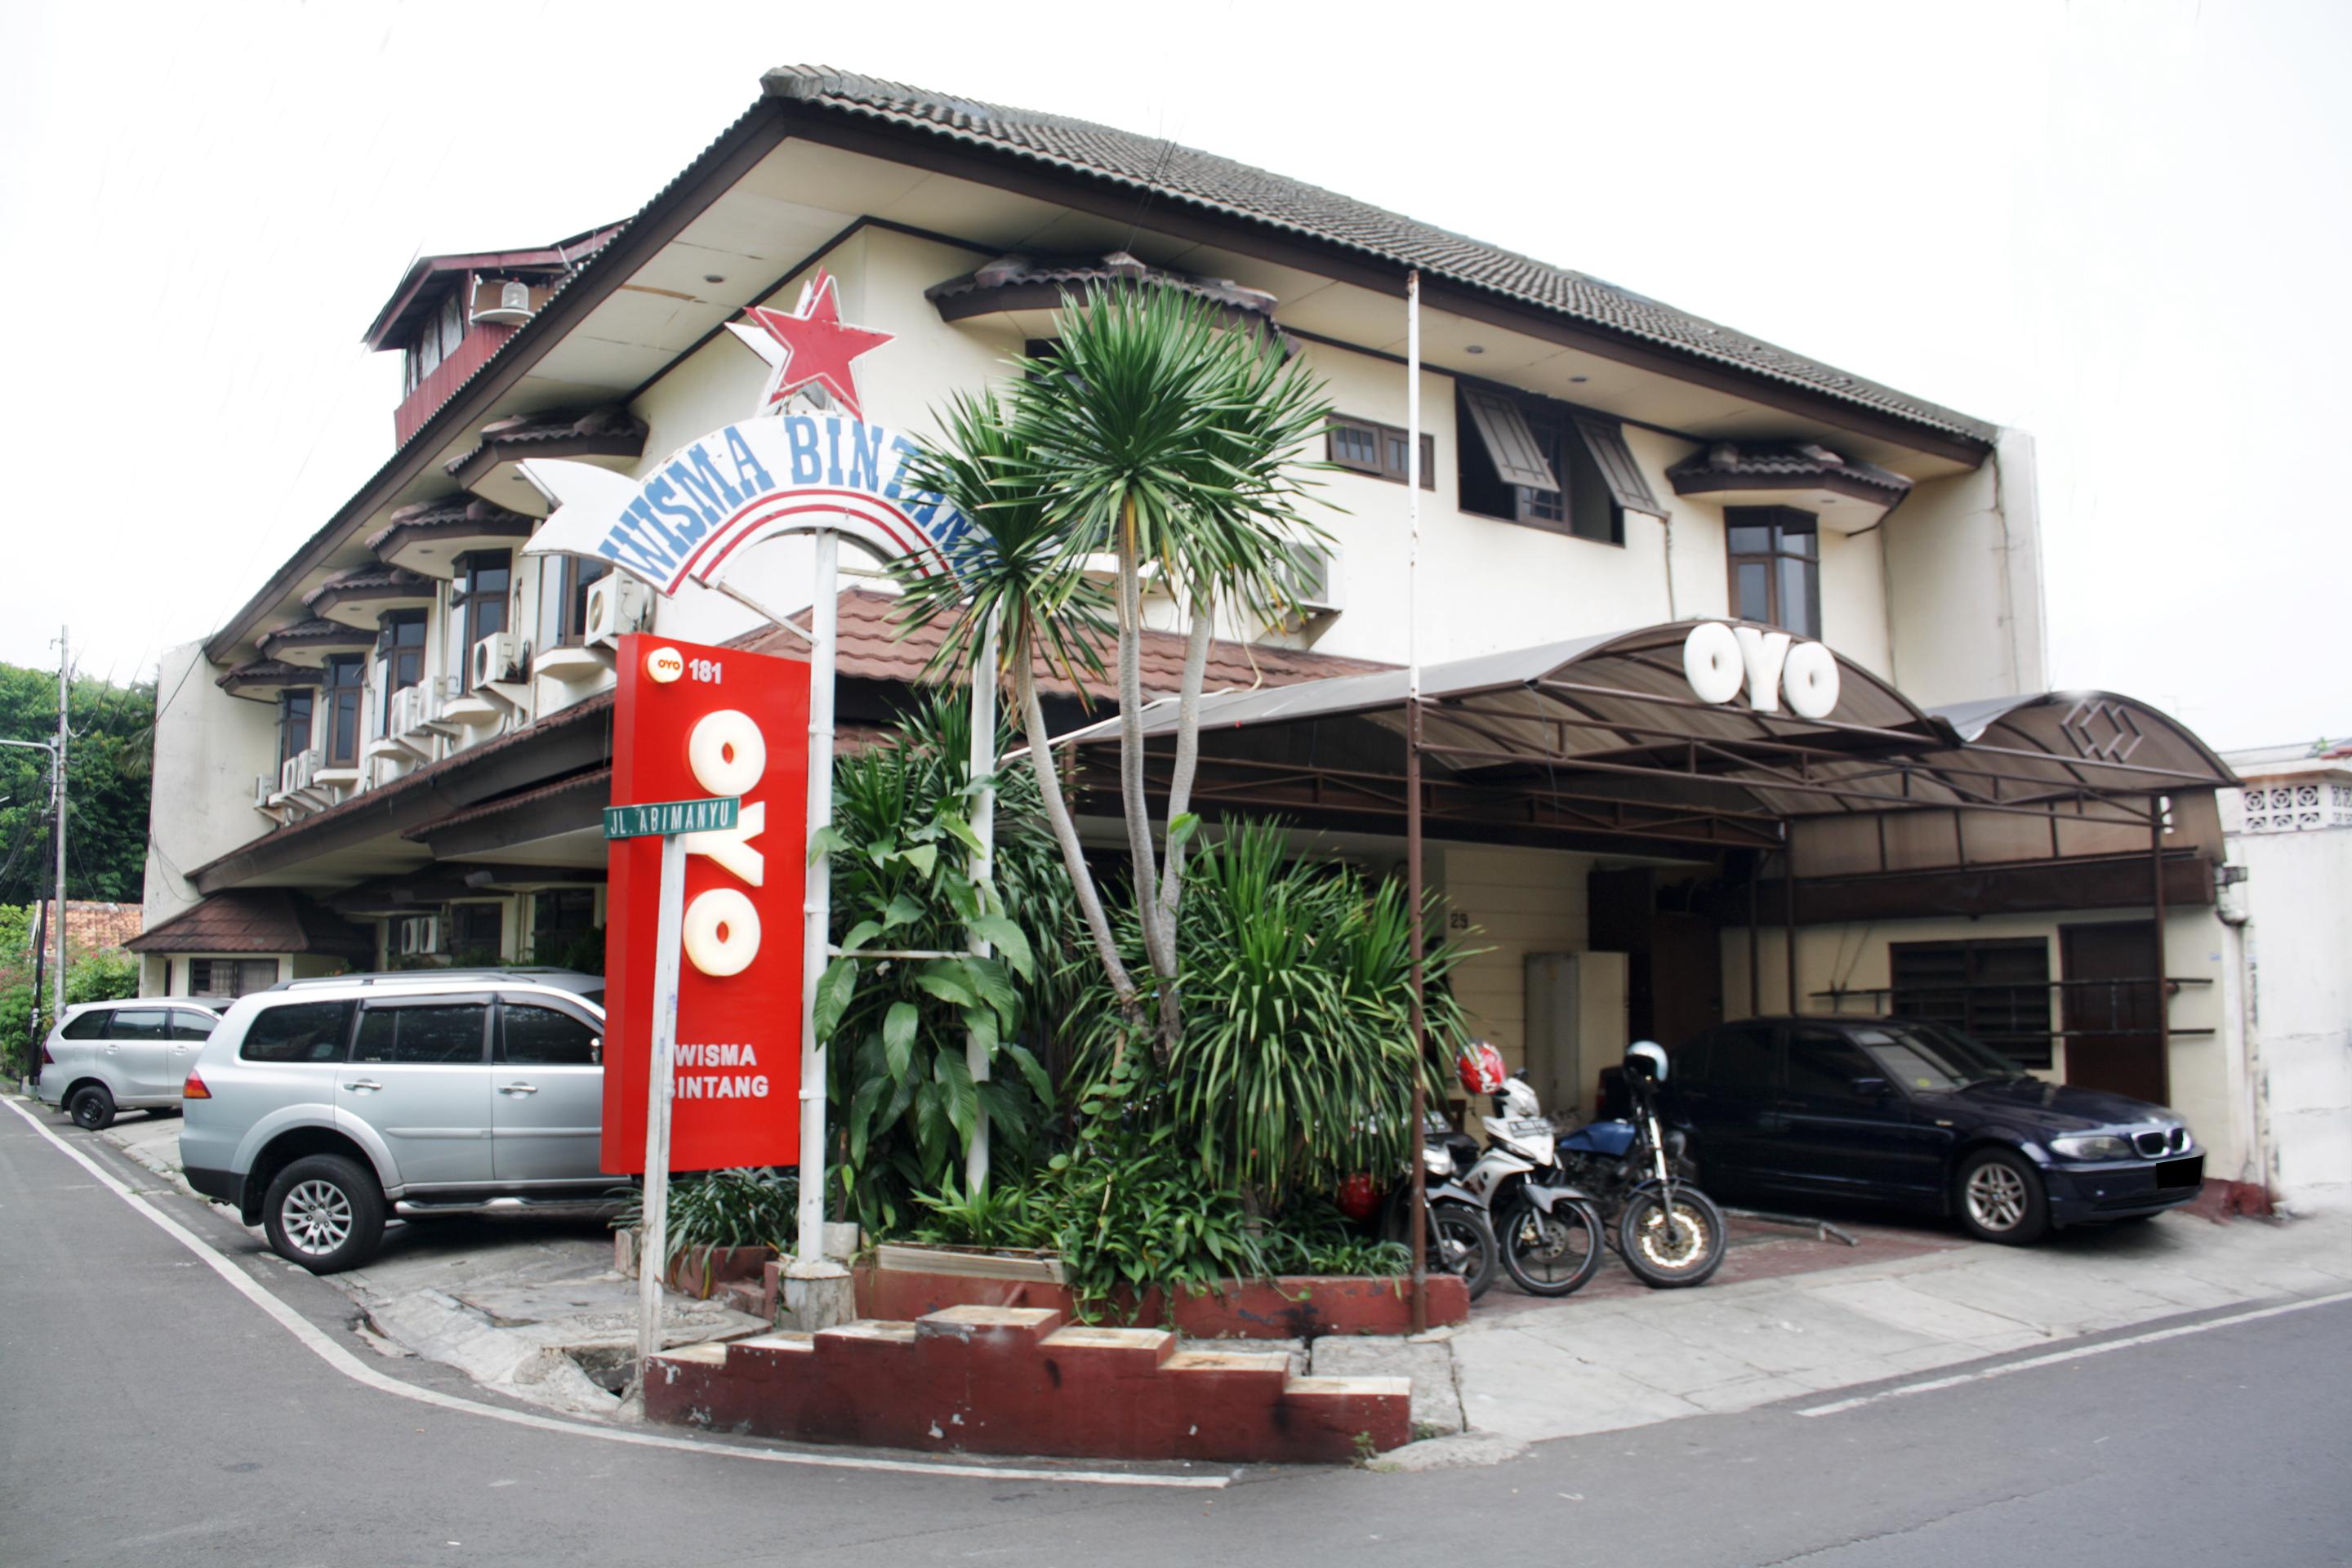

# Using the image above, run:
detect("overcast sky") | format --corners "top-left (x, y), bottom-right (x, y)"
top-left (1, 0), bottom-right (2342, 750)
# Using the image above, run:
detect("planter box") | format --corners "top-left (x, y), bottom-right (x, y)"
top-left (873, 1241), bottom-right (1065, 1284)
top-left (858, 1258), bottom-right (1468, 1339)
top-left (613, 1229), bottom-right (779, 1304)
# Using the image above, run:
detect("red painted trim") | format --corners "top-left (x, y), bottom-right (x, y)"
top-left (393, 324), bottom-right (517, 447)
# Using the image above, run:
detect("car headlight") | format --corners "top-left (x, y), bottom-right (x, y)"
top-left (2049, 1134), bottom-right (2134, 1162)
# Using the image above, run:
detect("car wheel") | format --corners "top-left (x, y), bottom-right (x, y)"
top-left (1955, 1148), bottom-right (2047, 1245)
top-left (68, 1085), bottom-right (115, 1131)
top-left (262, 1154), bottom-right (386, 1274)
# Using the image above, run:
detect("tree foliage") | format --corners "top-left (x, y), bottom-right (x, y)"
top-left (0, 662), bottom-right (155, 906)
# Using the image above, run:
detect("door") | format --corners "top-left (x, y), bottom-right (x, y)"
top-left (164, 1009), bottom-right (216, 1096)
top-left (101, 1008), bottom-right (176, 1100)
top-left (490, 996), bottom-right (606, 1185)
top-left (2061, 922), bottom-right (2167, 1104)
top-left (1776, 1026), bottom-right (1944, 1204)
top-left (1672, 1022), bottom-right (1782, 1189)
top-left (341, 997), bottom-right (494, 1188)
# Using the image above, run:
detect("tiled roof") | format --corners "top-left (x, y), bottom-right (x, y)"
top-left (927, 251), bottom-right (1280, 323)
top-left (368, 496), bottom-right (535, 550)
top-left (303, 564), bottom-right (435, 608)
top-left (257, 619), bottom-right (372, 655)
top-left (445, 407), bottom-right (648, 480)
top-left (1666, 440), bottom-right (1914, 501)
top-left (729, 587), bottom-right (1392, 704)
top-left (766, 67), bottom-right (1997, 446)
top-left (125, 889), bottom-right (370, 958)
top-left (216, 658), bottom-right (310, 693)
top-left (34, 900), bottom-right (143, 953)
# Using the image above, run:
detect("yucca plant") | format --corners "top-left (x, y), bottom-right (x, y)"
top-left (1067, 822), bottom-right (1477, 1209)
top-left (613, 1167), bottom-right (797, 1294)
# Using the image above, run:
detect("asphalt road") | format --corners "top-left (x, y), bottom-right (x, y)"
top-left (4, 1101), bottom-right (2348, 1568)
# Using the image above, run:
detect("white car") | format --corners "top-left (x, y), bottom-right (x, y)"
top-left (37, 999), bottom-right (225, 1129)
top-left (179, 972), bottom-right (609, 1272)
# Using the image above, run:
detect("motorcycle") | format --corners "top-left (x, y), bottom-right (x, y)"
top-left (1377, 1122), bottom-right (1501, 1301)
top-left (1553, 1042), bottom-right (1727, 1289)
top-left (1436, 1043), bottom-right (1606, 1298)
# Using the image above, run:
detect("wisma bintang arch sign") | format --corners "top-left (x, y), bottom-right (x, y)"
top-left (521, 270), bottom-right (970, 1247)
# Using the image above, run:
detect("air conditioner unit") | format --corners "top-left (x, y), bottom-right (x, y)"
top-left (390, 682), bottom-right (439, 736)
top-left (281, 748), bottom-right (322, 795)
top-left (395, 915), bottom-right (440, 956)
top-left (1280, 546), bottom-right (1342, 619)
top-left (254, 774), bottom-right (274, 808)
top-left (470, 278), bottom-right (535, 327)
top-left (470, 631), bottom-right (523, 688)
top-left (583, 575), bottom-right (652, 647)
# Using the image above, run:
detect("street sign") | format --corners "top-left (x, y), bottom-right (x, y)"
top-left (603, 796), bottom-right (740, 840)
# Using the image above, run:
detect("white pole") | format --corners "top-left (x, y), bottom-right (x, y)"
top-left (1406, 281), bottom-right (1420, 702)
top-left (797, 530), bottom-right (839, 1263)
top-left (54, 625), bottom-right (67, 1021)
top-left (634, 831), bottom-right (688, 1390)
top-left (963, 611), bottom-right (1001, 1195)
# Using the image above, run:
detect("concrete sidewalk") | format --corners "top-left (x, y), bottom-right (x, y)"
top-left (1448, 1207), bottom-right (2352, 1446)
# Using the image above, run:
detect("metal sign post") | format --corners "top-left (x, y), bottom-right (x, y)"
top-left (608, 795), bottom-right (738, 1404)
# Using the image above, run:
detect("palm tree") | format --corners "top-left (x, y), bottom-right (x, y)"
top-left (902, 287), bottom-right (1335, 1062)
top-left (893, 389), bottom-right (1135, 1012)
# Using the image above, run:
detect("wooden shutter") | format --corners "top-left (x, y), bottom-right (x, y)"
top-left (1570, 416), bottom-right (1665, 517)
top-left (1462, 387), bottom-right (1561, 492)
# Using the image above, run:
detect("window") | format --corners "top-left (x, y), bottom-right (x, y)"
top-left (1456, 387), bottom-right (1624, 545)
top-left (532, 889), bottom-right (598, 951)
top-left (1784, 1028), bottom-right (1881, 1107)
top-left (189, 958), bottom-right (280, 997)
top-left (61, 1010), bottom-right (109, 1040)
top-left (105, 1009), bottom-right (168, 1040)
top-left (278, 689), bottom-right (315, 769)
top-left (168, 1010), bottom-right (217, 1041)
top-left (1726, 507), bottom-right (1820, 639)
top-left (323, 656), bottom-right (365, 768)
top-left (377, 611), bottom-right (427, 694)
top-left (239, 1000), bottom-right (355, 1063)
top-left (455, 551), bottom-right (511, 683)
top-left (450, 902), bottom-right (503, 958)
top-left (537, 554), bottom-right (611, 647)
top-left (499, 1003), bottom-right (599, 1067)
top-left (354, 1002), bottom-right (490, 1065)
top-left (1326, 415), bottom-right (1434, 489)
top-left (1890, 938), bottom-right (2053, 1069)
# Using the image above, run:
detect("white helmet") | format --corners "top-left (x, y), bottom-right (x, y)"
top-left (1624, 1040), bottom-right (1669, 1085)
top-left (1500, 1076), bottom-right (1542, 1119)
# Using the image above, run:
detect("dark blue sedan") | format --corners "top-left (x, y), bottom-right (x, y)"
top-left (1664, 1017), bottom-right (2203, 1244)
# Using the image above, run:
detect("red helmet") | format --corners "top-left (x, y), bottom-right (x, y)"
top-left (1334, 1172), bottom-right (1382, 1223)
top-left (1455, 1039), bottom-right (1507, 1097)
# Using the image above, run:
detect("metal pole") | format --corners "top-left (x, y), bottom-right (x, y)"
top-left (797, 531), bottom-right (839, 1263)
top-left (1782, 845), bottom-right (1798, 1017)
top-left (634, 831), bottom-right (688, 1390)
top-left (1404, 270), bottom-right (1427, 1335)
top-left (2149, 794), bottom-right (2171, 1074)
top-left (964, 610), bottom-right (1001, 1196)
top-left (54, 626), bottom-right (67, 1022)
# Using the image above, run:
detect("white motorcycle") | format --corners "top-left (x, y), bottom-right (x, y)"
top-left (1439, 1076), bottom-right (1606, 1298)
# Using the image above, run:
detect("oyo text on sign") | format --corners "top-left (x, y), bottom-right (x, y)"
top-left (1680, 621), bottom-right (1842, 719)
top-left (601, 634), bottom-right (809, 1171)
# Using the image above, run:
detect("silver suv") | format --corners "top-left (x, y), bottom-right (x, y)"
top-left (180, 973), bottom-right (609, 1273)
top-left (37, 999), bottom-right (224, 1129)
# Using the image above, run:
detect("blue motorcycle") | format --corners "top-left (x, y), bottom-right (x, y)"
top-left (1554, 1043), bottom-right (1727, 1289)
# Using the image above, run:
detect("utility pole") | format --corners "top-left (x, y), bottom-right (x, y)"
top-left (53, 626), bottom-right (67, 1022)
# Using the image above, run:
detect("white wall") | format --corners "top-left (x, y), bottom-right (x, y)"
top-left (2232, 813), bottom-right (2352, 1211)
top-left (1881, 428), bottom-right (2047, 707)
top-left (1439, 844), bottom-right (1592, 1071)
top-left (143, 641), bottom-right (283, 925)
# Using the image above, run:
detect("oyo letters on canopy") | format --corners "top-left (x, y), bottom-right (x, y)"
top-left (601, 633), bottom-right (810, 1172)
top-left (1680, 621), bottom-right (1842, 719)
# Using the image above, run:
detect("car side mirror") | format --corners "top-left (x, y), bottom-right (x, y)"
top-left (1851, 1075), bottom-right (1891, 1098)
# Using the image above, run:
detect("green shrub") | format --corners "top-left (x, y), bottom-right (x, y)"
top-left (613, 1167), bottom-right (798, 1293)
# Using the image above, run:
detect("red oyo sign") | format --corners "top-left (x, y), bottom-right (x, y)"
top-left (603, 632), bottom-right (808, 1172)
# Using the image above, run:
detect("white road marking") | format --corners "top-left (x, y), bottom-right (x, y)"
top-left (1797, 1287), bottom-right (2352, 1417)
top-left (3, 1098), bottom-right (1227, 1490)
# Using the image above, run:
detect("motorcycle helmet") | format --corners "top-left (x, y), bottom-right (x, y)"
top-left (1455, 1039), bottom-right (1507, 1097)
top-left (1624, 1040), bottom-right (1669, 1085)
top-left (1334, 1171), bottom-right (1382, 1223)
top-left (1500, 1076), bottom-right (1542, 1120)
